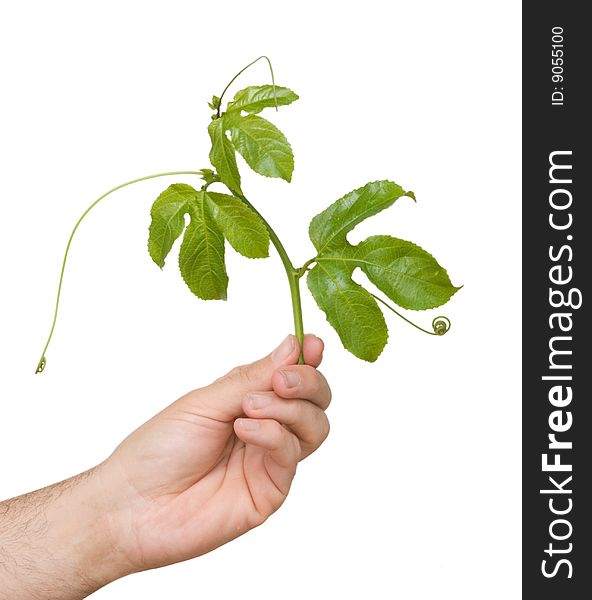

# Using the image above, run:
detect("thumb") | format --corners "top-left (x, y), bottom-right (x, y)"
top-left (218, 334), bottom-right (299, 390)
top-left (189, 335), bottom-right (300, 420)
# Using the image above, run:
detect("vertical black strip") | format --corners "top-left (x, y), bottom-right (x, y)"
top-left (523, 2), bottom-right (590, 598)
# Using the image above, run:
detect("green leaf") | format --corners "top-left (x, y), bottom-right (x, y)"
top-left (148, 183), bottom-right (196, 268)
top-left (355, 236), bottom-right (460, 310)
top-left (307, 261), bottom-right (387, 362)
top-left (205, 191), bottom-right (269, 258)
top-left (307, 180), bottom-right (458, 359)
top-left (229, 114), bottom-right (294, 181)
top-left (309, 180), bottom-right (414, 254)
top-left (208, 95), bottom-right (221, 111)
top-left (148, 184), bottom-right (273, 301)
top-left (208, 117), bottom-right (242, 194)
top-left (227, 85), bottom-right (299, 114)
top-left (179, 191), bottom-right (228, 300)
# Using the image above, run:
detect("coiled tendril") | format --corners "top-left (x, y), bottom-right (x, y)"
top-left (370, 293), bottom-right (451, 337)
top-left (432, 316), bottom-right (451, 336)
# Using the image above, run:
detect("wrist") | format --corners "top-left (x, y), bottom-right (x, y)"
top-left (65, 464), bottom-right (137, 586)
top-left (0, 466), bottom-right (133, 599)
top-left (42, 465), bottom-right (134, 592)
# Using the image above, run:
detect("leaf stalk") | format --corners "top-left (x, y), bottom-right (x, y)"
top-left (297, 257), bottom-right (317, 277)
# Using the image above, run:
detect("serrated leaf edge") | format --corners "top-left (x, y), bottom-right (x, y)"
top-left (306, 263), bottom-right (389, 362)
top-left (229, 114), bottom-right (294, 182)
top-left (354, 235), bottom-right (462, 311)
top-left (308, 180), bottom-right (414, 254)
top-left (177, 210), bottom-right (228, 301)
top-left (205, 191), bottom-right (270, 259)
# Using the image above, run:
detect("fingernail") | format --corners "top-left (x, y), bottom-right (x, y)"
top-left (237, 418), bottom-right (260, 431)
top-left (272, 335), bottom-right (295, 364)
top-left (281, 370), bottom-right (300, 388)
top-left (248, 394), bottom-right (272, 410)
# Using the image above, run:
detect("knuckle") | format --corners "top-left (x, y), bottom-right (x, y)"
top-left (268, 419), bottom-right (284, 443)
top-left (228, 366), bottom-right (242, 378)
top-left (295, 400), bottom-right (307, 422)
top-left (324, 379), bottom-right (333, 408)
top-left (215, 366), bottom-right (240, 384)
top-left (321, 414), bottom-right (331, 442)
top-left (308, 369), bottom-right (331, 407)
top-left (316, 371), bottom-right (331, 406)
top-left (283, 401), bottom-right (302, 429)
top-left (282, 425), bottom-right (300, 457)
top-left (228, 364), bottom-right (255, 384)
top-left (244, 507), bottom-right (268, 530)
top-left (312, 408), bottom-right (330, 440)
top-left (183, 387), bottom-right (204, 401)
top-left (292, 434), bottom-right (302, 457)
top-left (299, 365), bottom-right (320, 393)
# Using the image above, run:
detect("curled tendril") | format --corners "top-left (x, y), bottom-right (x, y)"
top-left (370, 293), bottom-right (451, 337)
top-left (34, 170), bottom-right (203, 374)
top-left (432, 316), bottom-right (451, 336)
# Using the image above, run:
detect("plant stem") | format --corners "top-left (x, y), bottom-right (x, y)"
top-left (288, 271), bottom-right (305, 363)
top-left (236, 193), bottom-right (305, 364)
top-left (35, 170), bottom-right (203, 374)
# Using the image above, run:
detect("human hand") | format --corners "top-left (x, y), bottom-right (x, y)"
top-left (96, 333), bottom-right (330, 576)
top-left (0, 334), bottom-right (330, 598)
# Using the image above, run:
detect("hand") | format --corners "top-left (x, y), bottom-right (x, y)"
top-left (0, 334), bottom-right (330, 599)
top-left (97, 333), bottom-right (330, 574)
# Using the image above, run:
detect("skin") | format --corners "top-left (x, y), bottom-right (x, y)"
top-left (0, 334), bottom-right (331, 599)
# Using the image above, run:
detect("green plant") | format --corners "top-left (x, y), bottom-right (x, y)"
top-left (35, 56), bottom-right (460, 373)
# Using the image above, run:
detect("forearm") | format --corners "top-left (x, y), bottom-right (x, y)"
top-left (0, 466), bottom-right (129, 600)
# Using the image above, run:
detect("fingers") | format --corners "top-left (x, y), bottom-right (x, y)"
top-left (186, 334), bottom-right (299, 420)
top-left (217, 334), bottom-right (325, 395)
top-left (234, 418), bottom-right (301, 495)
top-left (186, 334), bottom-right (325, 421)
top-left (302, 334), bottom-right (324, 368)
top-left (242, 392), bottom-right (330, 459)
top-left (271, 365), bottom-right (332, 410)
top-left (218, 334), bottom-right (301, 390)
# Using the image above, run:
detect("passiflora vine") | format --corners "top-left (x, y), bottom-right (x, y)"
top-left (35, 56), bottom-right (460, 373)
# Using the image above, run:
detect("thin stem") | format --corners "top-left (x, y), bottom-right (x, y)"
top-left (216, 55), bottom-right (277, 118)
top-left (35, 170), bottom-right (202, 374)
top-left (297, 257), bottom-right (317, 277)
top-left (288, 271), bottom-right (305, 364)
top-left (370, 293), bottom-right (451, 336)
top-left (235, 193), bottom-right (305, 364)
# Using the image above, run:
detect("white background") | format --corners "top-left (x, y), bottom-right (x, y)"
top-left (0, 1), bottom-right (521, 598)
